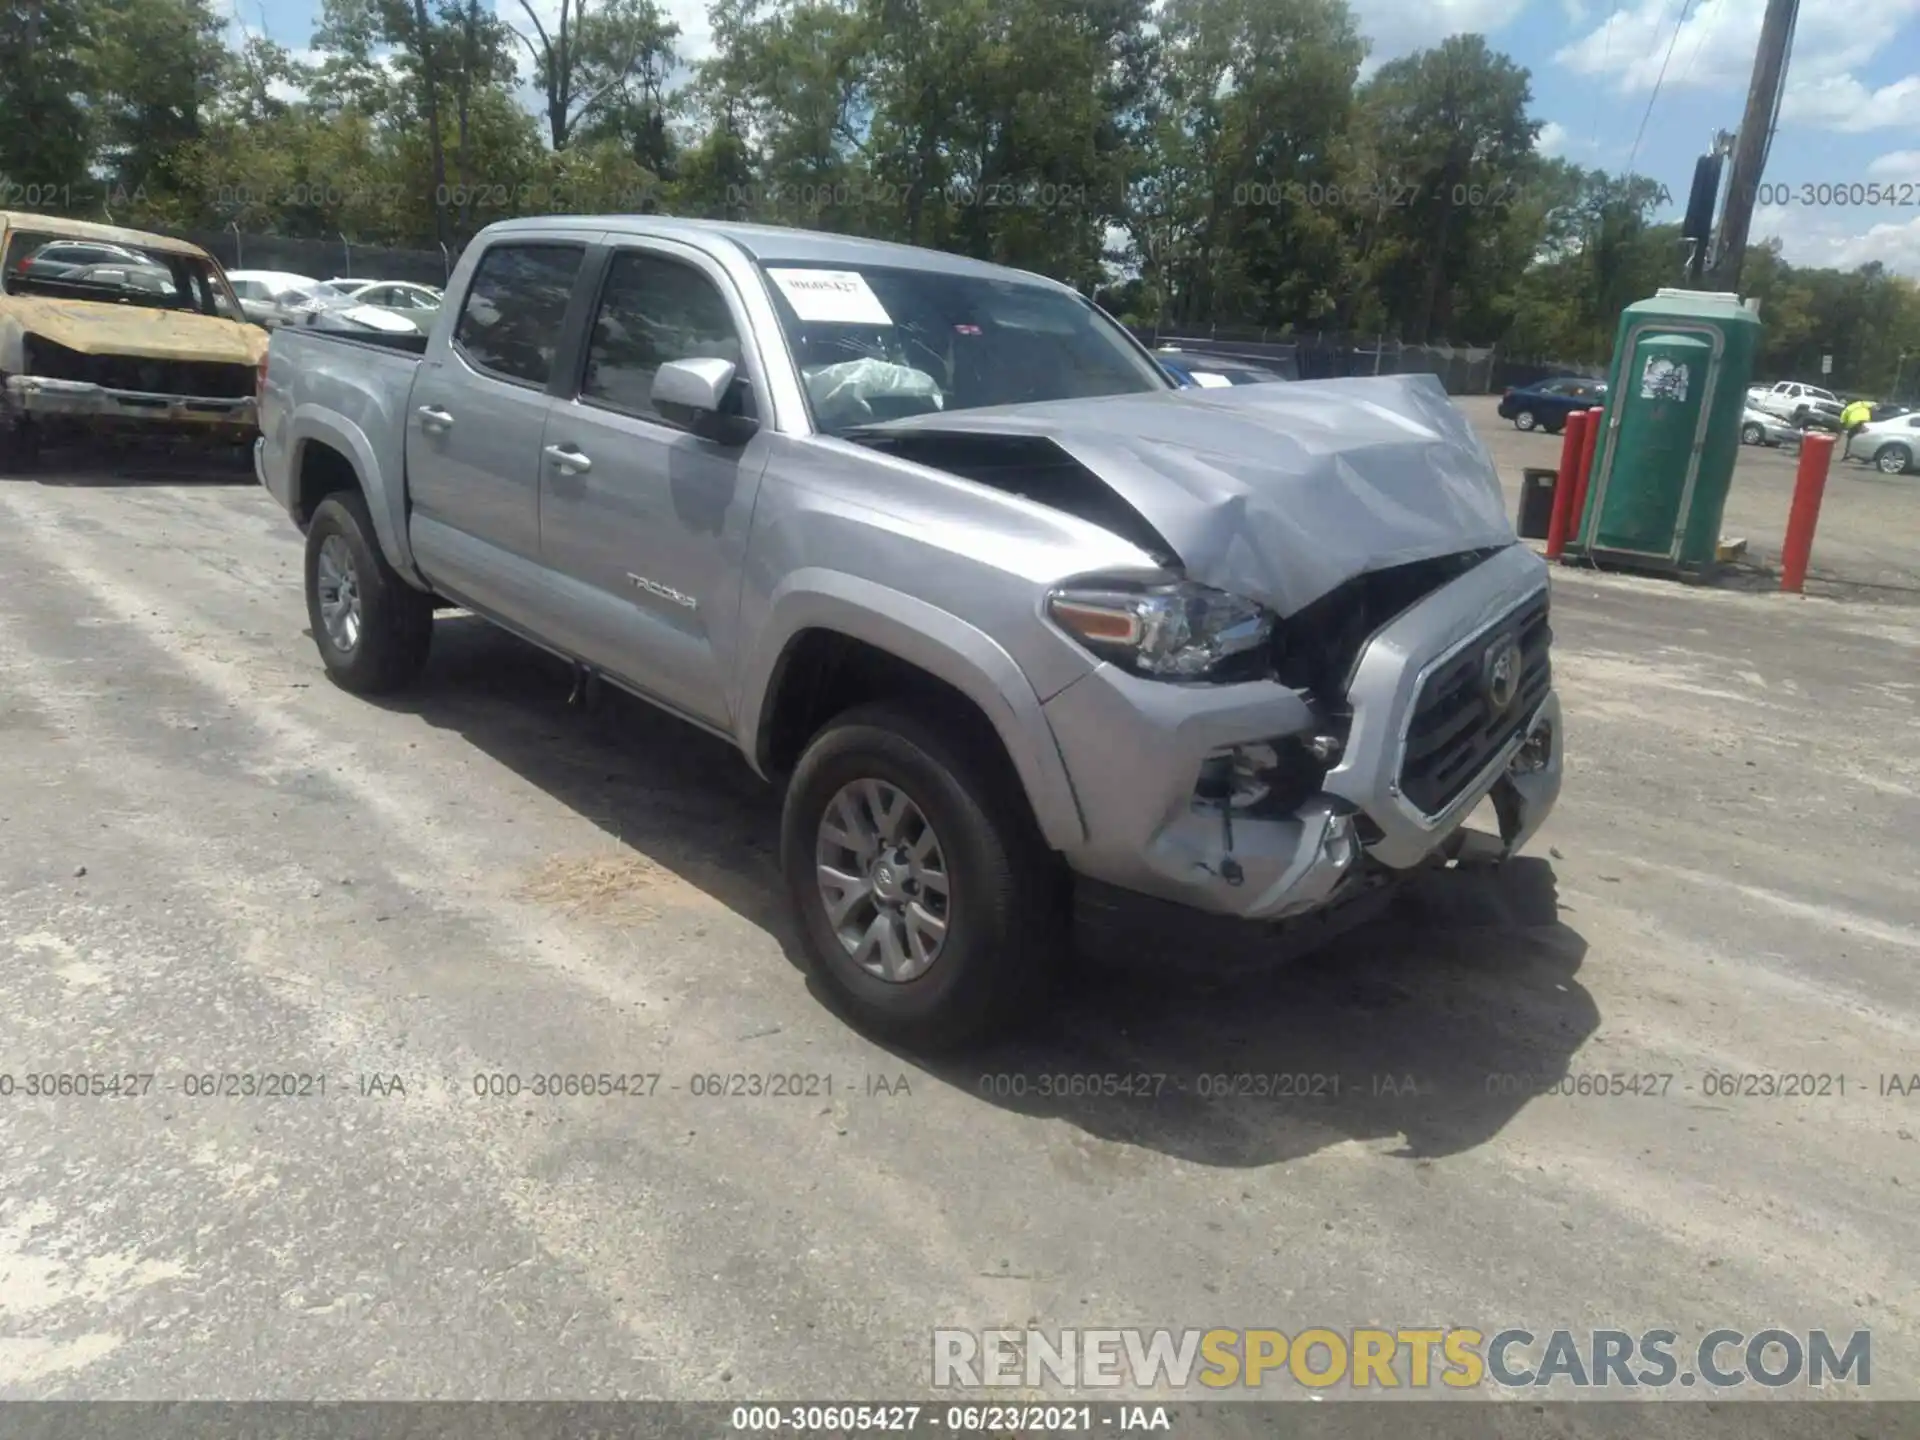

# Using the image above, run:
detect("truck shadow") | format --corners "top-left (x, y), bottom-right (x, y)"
top-left (385, 615), bottom-right (1596, 1168)
top-left (938, 860), bottom-right (1594, 1165)
top-left (3, 437), bottom-right (254, 485)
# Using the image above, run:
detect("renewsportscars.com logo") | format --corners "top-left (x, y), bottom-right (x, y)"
top-left (931, 1327), bottom-right (1872, 1392)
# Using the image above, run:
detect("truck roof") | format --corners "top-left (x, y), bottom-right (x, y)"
top-left (474, 215), bottom-right (1070, 292)
top-left (0, 210), bottom-right (215, 259)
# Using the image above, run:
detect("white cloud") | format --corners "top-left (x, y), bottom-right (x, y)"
top-left (1782, 73), bottom-right (1920, 133)
top-left (1537, 119), bottom-right (1569, 155)
top-left (512, 0), bottom-right (715, 71)
top-left (1555, 0), bottom-right (1920, 134)
top-left (1751, 202), bottom-right (1920, 275)
top-left (1867, 149), bottom-right (1920, 179)
top-left (1561, 0), bottom-right (1588, 20)
top-left (661, 0), bottom-right (716, 67)
top-left (1347, 0), bottom-right (1524, 67)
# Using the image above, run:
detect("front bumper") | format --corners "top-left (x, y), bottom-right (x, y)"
top-left (1042, 543), bottom-right (1562, 927)
top-left (5, 375), bottom-right (257, 436)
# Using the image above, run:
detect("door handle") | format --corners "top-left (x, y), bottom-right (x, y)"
top-left (416, 405), bottom-right (454, 432)
top-left (543, 444), bottom-right (592, 475)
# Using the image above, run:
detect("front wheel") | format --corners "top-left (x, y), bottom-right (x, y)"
top-left (780, 701), bottom-right (1065, 1051)
top-left (304, 490), bottom-right (434, 693)
top-left (1513, 410), bottom-right (1538, 432)
top-left (1877, 444), bottom-right (1914, 475)
top-left (0, 417), bottom-right (39, 474)
top-left (1741, 422), bottom-right (1765, 445)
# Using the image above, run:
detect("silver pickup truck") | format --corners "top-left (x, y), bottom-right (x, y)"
top-left (256, 215), bottom-right (1563, 1050)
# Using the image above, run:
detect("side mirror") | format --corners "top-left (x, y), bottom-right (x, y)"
top-left (652, 356), bottom-right (759, 444)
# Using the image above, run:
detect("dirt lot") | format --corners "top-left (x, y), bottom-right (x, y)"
top-left (1462, 394), bottom-right (1920, 601)
top-left (0, 438), bottom-right (1917, 1426)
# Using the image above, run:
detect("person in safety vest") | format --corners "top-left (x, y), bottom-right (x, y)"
top-left (1840, 398), bottom-right (1873, 458)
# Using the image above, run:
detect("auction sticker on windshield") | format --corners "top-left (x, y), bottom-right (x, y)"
top-left (768, 268), bottom-right (893, 325)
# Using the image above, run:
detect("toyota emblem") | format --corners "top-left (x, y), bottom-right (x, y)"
top-left (1484, 640), bottom-right (1523, 712)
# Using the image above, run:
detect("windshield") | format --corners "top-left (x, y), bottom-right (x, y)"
top-left (757, 262), bottom-right (1170, 434)
top-left (3, 231), bottom-right (244, 319)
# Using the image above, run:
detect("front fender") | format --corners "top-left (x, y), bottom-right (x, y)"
top-left (736, 570), bottom-right (1088, 854)
top-left (289, 404), bottom-right (426, 589)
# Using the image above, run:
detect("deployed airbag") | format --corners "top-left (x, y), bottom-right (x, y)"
top-left (805, 358), bottom-right (944, 425)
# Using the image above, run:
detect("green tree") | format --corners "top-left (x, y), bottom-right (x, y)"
top-left (0, 0), bottom-right (95, 201)
top-left (1356, 34), bottom-right (1539, 341)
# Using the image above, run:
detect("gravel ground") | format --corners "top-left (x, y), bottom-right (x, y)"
top-left (0, 437), bottom-right (1915, 1430)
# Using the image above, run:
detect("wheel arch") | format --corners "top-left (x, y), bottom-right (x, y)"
top-left (288, 406), bottom-right (427, 588)
top-left (739, 575), bottom-right (1087, 854)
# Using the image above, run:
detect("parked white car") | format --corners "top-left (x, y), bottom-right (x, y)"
top-left (228, 270), bottom-right (418, 335)
top-left (1848, 411), bottom-right (1920, 474)
top-left (323, 279), bottom-right (444, 333)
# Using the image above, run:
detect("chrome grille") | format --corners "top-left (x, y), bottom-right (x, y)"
top-left (1396, 592), bottom-right (1551, 815)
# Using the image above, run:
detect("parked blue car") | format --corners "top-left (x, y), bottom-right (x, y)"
top-left (1497, 376), bottom-right (1608, 433)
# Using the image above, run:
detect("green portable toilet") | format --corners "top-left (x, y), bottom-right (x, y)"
top-left (1570, 288), bottom-right (1762, 575)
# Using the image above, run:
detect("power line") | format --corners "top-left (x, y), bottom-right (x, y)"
top-left (1625, 0), bottom-right (1695, 178)
top-left (1590, 0), bottom-right (1621, 152)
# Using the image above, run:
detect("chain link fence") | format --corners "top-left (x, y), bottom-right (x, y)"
top-left (1132, 327), bottom-right (1508, 395)
top-left (185, 231), bottom-right (459, 287)
top-left (1130, 324), bottom-right (1606, 396)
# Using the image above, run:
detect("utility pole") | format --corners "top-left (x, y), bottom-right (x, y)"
top-left (1709, 0), bottom-right (1798, 293)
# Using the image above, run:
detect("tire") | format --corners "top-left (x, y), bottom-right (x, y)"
top-left (0, 417), bottom-right (38, 474)
top-left (1741, 422), bottom-right (1764, 445)
top-left (780, 700), bottom-right (1065, 1052)
top-left (1877, 444), bottom-right (1914, 475)
top-left (1513, 410), bottom-right (1538, 432)
top-left (303, 490), bottom-right (434, 693)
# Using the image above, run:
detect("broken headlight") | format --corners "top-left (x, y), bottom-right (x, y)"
top-left (1047, 578), bottom-right (1274, 680)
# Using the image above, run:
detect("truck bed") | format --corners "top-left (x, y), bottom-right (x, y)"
top-left (258, 323), bottom-right (425, 519)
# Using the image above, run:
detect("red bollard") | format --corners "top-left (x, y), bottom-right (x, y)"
top-left (1544, 409), bottom-right (1589, 560)
top-left (1565, 406), bottom-right (1604, 553)
top-left (1780, 431), bottom-right (1836, 594)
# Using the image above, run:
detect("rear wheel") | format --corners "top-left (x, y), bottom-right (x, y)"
top-left (304, 490), bottom-right (434, 693)
top-left (1877, 444), bottom-right (1914, 475)
top-left (780, 701), bottom-right (1064, 1052)
top-left (1513, 410), bottom-right (1538, 432)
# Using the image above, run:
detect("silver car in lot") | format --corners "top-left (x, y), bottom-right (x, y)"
top-left (1848, 411), bottom-right (1920, 474)
top-left (256, 216), bottom-right (1564, 1049)
top-left (1740, 406), bottom-right (1800, 448)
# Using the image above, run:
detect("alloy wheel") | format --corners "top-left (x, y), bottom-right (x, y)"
top-left (814, 778), bottom-right (952, 982)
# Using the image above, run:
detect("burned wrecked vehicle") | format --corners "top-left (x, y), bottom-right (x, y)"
top-left (0, 212), bottom-right (266, 465)
top-left (257, 216), bottom-right (1562, 1049)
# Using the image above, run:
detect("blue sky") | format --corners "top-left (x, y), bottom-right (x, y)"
top-left (238, 0), bottom-right (1920, 276)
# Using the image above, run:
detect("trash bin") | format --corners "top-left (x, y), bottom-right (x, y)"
top-left (1518, 467), bottom-right (1557, 540)
top-left (1569, 288), bottom-right (1762, 575)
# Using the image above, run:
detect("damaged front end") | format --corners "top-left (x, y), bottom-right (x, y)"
top-left (849, 373), bottom-right (1563, 956)
top-left (5, 334), bottom-right (259, 443)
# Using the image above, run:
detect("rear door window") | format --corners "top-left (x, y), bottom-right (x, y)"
top-left (453, 243), bottom-right (585, 388)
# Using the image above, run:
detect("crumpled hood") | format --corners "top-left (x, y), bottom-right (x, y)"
top-left (869, 372), bottom-right (1517, 615)
top-left (0, 295), bottom-right (267, 365)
